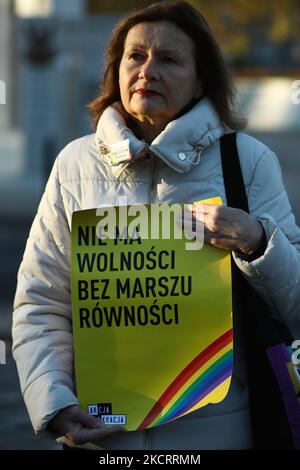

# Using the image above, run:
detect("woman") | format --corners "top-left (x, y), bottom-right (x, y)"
top-left (12, 1), bottom-right (300, 450)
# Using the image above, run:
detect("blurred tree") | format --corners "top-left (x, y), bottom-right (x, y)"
top-left (189, 0), bottom-right (300, 57)
top-left (88, 0), bottom-right (300, 60)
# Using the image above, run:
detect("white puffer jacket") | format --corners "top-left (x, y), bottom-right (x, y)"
top-left (12, 98), bottom-right (300, 450)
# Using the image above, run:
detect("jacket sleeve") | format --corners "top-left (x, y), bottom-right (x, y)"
top-left (12, 155), bottom-right (79, 438)
top-left (232, 146), bottom-right (300, 327)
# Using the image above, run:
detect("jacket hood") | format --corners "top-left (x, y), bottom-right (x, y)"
top-left (95, 97), bottom-right (229, 175)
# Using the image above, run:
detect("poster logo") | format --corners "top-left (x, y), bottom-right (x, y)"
top-left (100, 415), bottom-right (127, 425)
top-left (88, 402), bottom-right (112, 417)
top-left (88, 402), bottom-right (126, 424)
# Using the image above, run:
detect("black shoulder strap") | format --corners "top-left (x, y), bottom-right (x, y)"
top-left (220, 132), bottom-right (249, 211)
top-left (220, 132), bottom-right (295, 449)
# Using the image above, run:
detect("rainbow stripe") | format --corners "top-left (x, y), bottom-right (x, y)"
top-left (138, 329), bottom-right (233, 429)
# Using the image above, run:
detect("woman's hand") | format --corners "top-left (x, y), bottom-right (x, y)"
top-left (47, 405), bottom-right (125, 446)
top-left (183, 203), bottom-right (264, 257)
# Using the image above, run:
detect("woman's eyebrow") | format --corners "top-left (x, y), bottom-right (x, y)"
top-left (126, 44), bottom-right (183, 56)
top-left (156, 48), bottom-right (182, 56)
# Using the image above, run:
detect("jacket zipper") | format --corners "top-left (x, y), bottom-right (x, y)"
top-left (148, 150), bottom-right (159, 203)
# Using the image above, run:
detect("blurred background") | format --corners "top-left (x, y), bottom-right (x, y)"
top-left (0, 0), bottom-right (299, 449)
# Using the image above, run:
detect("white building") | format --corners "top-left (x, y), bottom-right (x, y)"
top-left (15, 1), bottom-right (119, 179)
top-left (0, 0), bottom-right (25, 180)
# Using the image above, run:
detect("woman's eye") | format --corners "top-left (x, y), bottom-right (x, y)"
top-left (160, 56), bottom-right (176, 64)
top-left (129, 52), bottom-right (143, 61)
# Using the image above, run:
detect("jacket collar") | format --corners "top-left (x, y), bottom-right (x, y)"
top-left (95, 97), bottom-right (228, 176)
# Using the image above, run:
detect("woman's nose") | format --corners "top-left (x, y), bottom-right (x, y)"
top-left (138, 57), bottom-right (160, 81)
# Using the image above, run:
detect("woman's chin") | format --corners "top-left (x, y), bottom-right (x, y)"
top-left (129, 105), bottom-right (168, 123)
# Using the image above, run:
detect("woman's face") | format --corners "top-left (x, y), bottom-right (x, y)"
top-left (119, 21), bottom-right (202, 130)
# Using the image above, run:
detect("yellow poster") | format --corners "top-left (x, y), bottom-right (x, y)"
top-left (71, 200), bottom-right (233, 431)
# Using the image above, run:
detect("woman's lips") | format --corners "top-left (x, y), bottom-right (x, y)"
top-left (135, 89), bottom-right (161, 97)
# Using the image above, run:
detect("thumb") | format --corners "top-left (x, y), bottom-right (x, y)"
top-left (210, 237), bottom-right (233, 251)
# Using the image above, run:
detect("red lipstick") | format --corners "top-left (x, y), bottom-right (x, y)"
top-left (135, 88), bottom-right (161, 96)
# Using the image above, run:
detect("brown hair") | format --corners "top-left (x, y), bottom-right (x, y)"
top-left (88, 1), bottom-right (246, 130)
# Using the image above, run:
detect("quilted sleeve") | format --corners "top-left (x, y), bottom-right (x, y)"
top-left (233, 146), bottom-right (300, 327)
top-left (12, 155), bottom-right (78, 438)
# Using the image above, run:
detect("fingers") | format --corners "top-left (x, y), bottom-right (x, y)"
top-left (49, 405), bottom-right (125, 446)
top-left (175, 205), bottom-right (244, 252)
top-left (209, 237), bottom-right (235, 250)
top-left (176, 204), bottom-right (216, 232)
top-left (66, 423), bottom-right (125, 446)
top-left (180, 210), bottom-right (237, 251)
top-left (84, 425), bottom-right (125, 441)
top-left (193, 203), bottom-right (218, 214)
top-left (178, 209), bottom-right (204, 230)
top-left (71, 407), bottom-right (125, 443)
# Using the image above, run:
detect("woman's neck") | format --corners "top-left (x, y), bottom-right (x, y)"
top-left (128, 116), bottom-right (165, 144)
